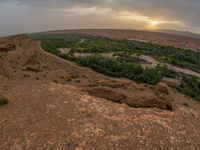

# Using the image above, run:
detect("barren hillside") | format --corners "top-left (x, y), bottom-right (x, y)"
top-left (0, 34), bottom-right (200, 149)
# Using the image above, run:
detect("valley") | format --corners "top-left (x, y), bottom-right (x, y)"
top-left (30, 32), bottom-right (200, 102)
top-left (0, 30), bottom-right (200, 149)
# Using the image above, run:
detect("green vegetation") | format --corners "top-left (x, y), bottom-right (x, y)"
top-left (174, 76), bottom-right (200, 101)
top-left (28, 33), bottom-right (200, 102)
top-left (0, 96), bottom-right (8, 106)
top-left (53, 80), bottom-right (58, 83)
top-left (35, 77), bottom-right (40, 80)
top-left (66, 76), bottom-right (72, 82)
top-left (139, 88), bottom-right (145, 91)
top-left (29, 33), bottom-right (200, 73)
top-left (182, 102), bottom-right (189, 107)
top-left (101, 83), bottom-right (119, 88)
top-left (60, 75), bottom-right (65, 79)
top-left (75, 54), bottom-right (177, 85)
top-left (29, 34), bottom-right (82, 55)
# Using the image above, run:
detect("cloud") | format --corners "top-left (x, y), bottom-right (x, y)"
top-left (0, 0), bottom-right (200, 36)
top-left (52, 6), bottom-right (112, 16)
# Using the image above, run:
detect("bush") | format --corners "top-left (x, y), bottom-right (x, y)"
top-left (76, 54), bottom-right (144, 78)
top-left (75, 55), bottom-right (177, 85)
top-left (0, 96), bottom-right (8, 106)
top-left (53, 80), bottom-right (58, 83)
top-left (182, 102), bottom-right (189, 107)
top-left (35, 77), bottom-right (40, 80)
top-left (179, 76), bottom-right (200, 101)
top-left (66, 76), bottom-right (72, 81)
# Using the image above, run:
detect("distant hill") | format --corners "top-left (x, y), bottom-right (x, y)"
top-left (45, 29), bottom-right (200, 52)
top-left (156, 29), bottom-right (200, 39)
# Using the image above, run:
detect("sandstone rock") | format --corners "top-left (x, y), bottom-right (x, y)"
top-left (26, 65), bottom-right (40, 72)
top-left (86, 88), bottom-right (126, 103)
top-left (122, 96), bottom-right (173, 110)
top-left (155, 82), bottom-right (170, 95)
top-left (0, 60), bottom-right (9, 77)
top-left (25, 50), bottom-right (38, 65)
top-left (86, 87), bottom-right (173, 110)
top-left (162, 77), bottom-right (181, 87)
top-left (0, 36), bottom-right (15, 52)
top-left (0, 43), bottom-right (15, 52)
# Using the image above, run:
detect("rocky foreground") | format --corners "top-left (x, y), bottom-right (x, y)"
top-left (0, 34), bottom-right (200, 149)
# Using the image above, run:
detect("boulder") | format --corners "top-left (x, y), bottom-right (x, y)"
top-left (86, 87), bottom-right (173, 110)
top-left (0, 43), bottom-right (15, 52)
top-left (0, 60), bottom-right (9, 77)
top-left (162, 77), bottom-right (181, 87)
top-left (26, 65), bottom-right (40, 72)
top-left (155, 82), bottom-right (170, 95)
top-left (86, 88), bottom-right (126, 103)
top-left (122, 96), bottom-right (173, 110)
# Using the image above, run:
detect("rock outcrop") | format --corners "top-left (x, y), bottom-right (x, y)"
top-left (86, 88), bottom-right (127, 103)
top-left (86, 87), bottom-right (173, 110)
top-left (155, 82), bottom-right (170, 95)
top-left (0, 36), bottom-right (15, 52)
top-left (0, 60), bottom-right (9, 77)
top-left (123, 96), bottom-right (173, 110)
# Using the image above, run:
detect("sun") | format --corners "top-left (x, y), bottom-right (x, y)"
top-left (151, 21), bottom-right (159, 27)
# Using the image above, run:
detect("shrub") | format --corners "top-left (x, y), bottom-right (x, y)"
top-left (75, 55), bottom-right (178, 85)
top-left (66, 76), bottom-right (72, 81)
top-left (0, 96), bottom-right (8, 106)
top-left (139, 88), bottom-right (145, 91)
top-left (182, 102), bottom-right (189, 107)
top-left (53, 80), bottom-right (58, 83)
top-left (60, 75), bottom-right (65, 79)
top-left (102, 83), bottom-right (118, 88)
top-left (35, 77), bottom-right (40, 80)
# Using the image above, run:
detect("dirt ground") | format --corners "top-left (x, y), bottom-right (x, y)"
top-left (1, 82), bottom-right (200, 149)
top-left (0, 33), bottom-right (200, 149)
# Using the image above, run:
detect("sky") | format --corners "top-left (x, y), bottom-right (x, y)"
top-left (0, 0), bottom-right (200, 36)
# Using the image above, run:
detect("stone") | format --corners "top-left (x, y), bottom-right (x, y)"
top-left (26, 65), bottom-right (40, 72)
top-left (155, 82), bottom-right (170, 95)
top-left (86, 88), bottom-right (126, 103)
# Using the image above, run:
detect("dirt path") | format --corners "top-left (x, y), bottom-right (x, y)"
top-left (137, 54), bottom-right (200, 78)
top-left (164, 63), bottom-right (200, 78)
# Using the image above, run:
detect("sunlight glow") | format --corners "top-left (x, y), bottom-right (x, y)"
top-left (151, 21), bottom-right (159, 27)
